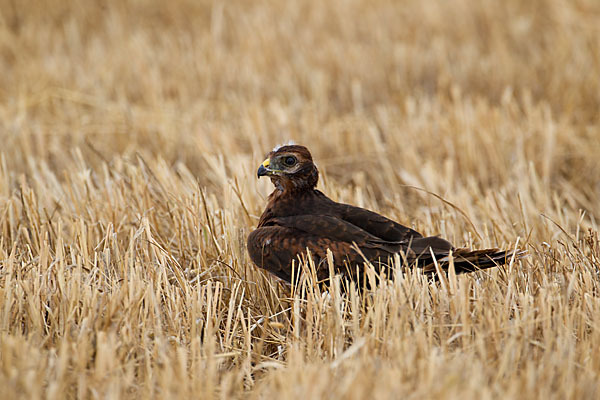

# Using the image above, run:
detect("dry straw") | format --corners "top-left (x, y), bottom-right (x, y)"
top-left (1, 0), bottom-right (599, 398)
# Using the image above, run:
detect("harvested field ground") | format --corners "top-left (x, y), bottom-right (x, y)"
top-left (1, 0), bottom-right (600, 398)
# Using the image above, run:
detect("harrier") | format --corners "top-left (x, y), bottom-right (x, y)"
top-left (247, 144), bottom-right (522, 284)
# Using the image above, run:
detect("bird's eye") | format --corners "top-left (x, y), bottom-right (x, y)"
top-left (284, 156), bottom-right (296, 166)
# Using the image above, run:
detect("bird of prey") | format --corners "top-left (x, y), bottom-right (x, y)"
top-left (247, 144), bottom-right (522, 284)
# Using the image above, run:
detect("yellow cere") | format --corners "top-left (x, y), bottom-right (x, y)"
top-left (262, 159), bottom-right (270, 168)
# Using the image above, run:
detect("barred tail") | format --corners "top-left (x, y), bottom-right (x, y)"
top-left (421, 248), bottom-right (526, 275)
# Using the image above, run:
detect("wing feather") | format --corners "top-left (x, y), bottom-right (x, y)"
top-left (337, 204), bottom-right (423, 242)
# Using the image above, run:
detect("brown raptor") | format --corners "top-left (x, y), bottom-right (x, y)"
top-left (247, 145), bottom-right (522, 284)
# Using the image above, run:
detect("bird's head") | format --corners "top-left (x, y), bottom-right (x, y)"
top-left (257, 145), bottom-right (319, 191)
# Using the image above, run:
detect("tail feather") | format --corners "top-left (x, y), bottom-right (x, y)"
top-left (420, 248), bottom-right (526, 275)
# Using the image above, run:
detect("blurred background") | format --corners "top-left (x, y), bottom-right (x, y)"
top-left (1, 0), bottom-right (599, 201)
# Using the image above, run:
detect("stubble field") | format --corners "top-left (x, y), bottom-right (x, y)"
top-left (1, 0), bottom-right (600, 398)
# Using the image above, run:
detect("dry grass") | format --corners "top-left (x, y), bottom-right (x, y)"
top-left (1, 0), bottom-right (600, 398)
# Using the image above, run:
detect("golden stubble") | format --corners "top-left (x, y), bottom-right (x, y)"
top-left (0, 0), bottom-right (599, 398)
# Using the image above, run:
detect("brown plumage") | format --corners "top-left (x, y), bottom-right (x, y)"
top-left (247, 144), bottom-right (523, 284)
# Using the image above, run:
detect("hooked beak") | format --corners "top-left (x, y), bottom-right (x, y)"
top-left (257, 158), bottom-right (270, 178)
